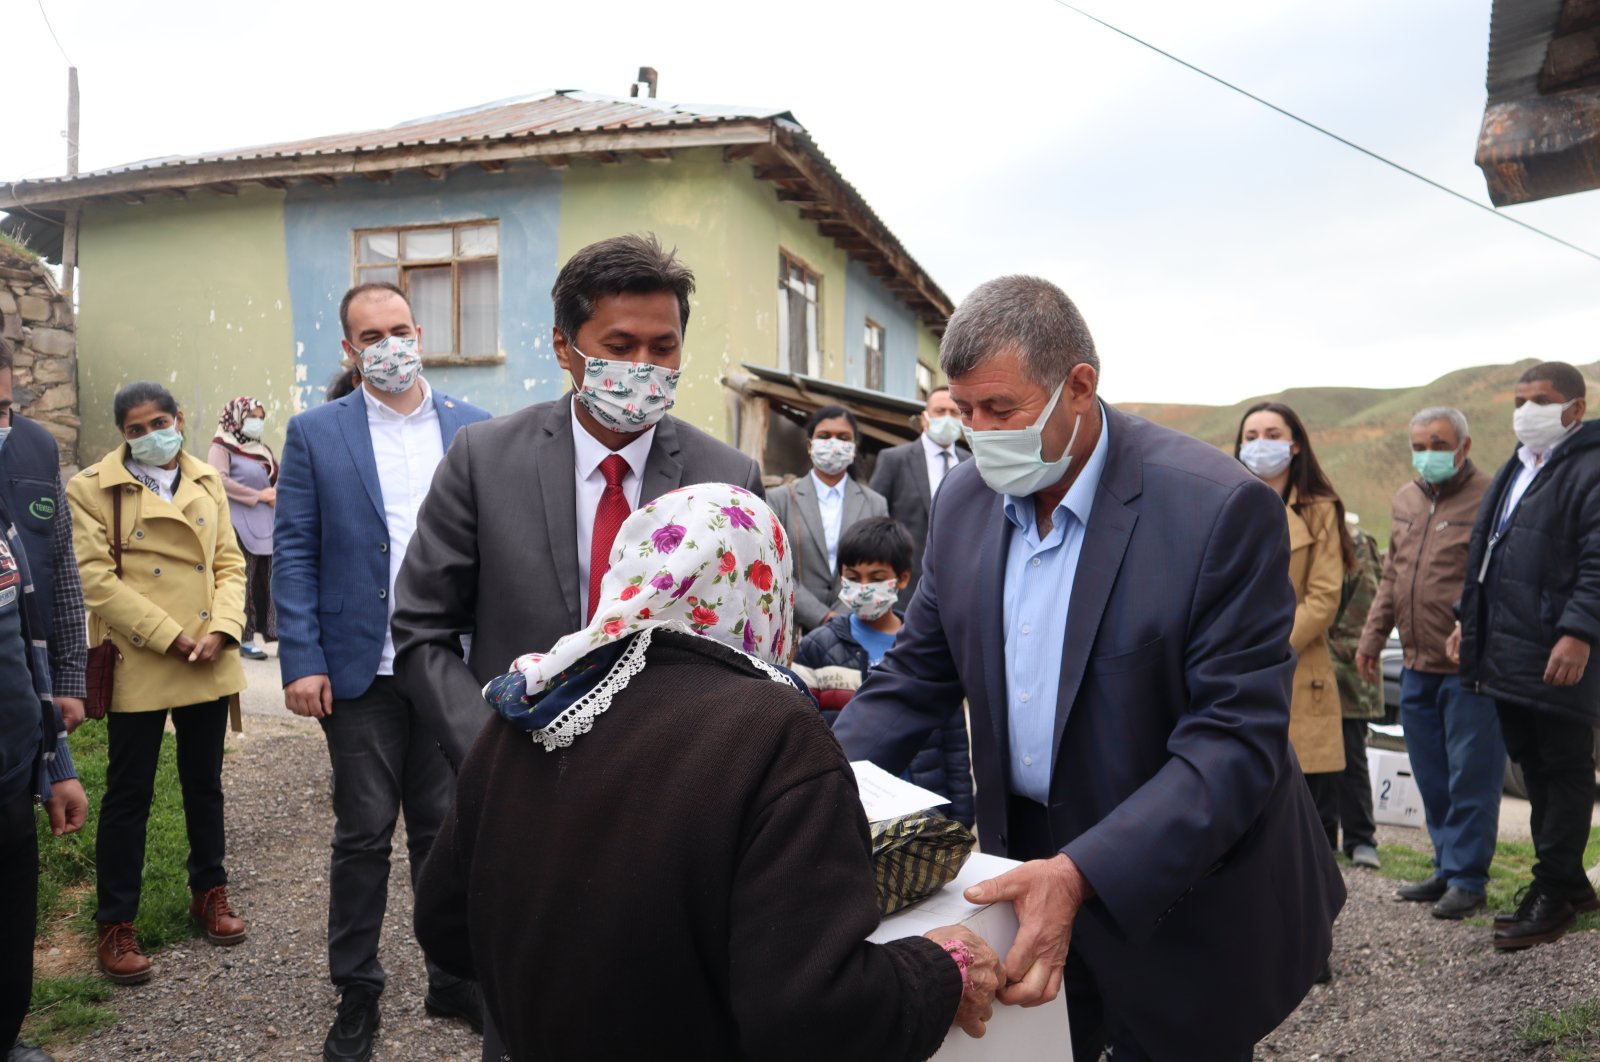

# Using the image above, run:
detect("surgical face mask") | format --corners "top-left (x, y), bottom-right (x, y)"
top-left (839, 578), bottom-right (899, 621)
top-left (128, 426), bottom-right (184, 467)
top-left (962, 377), bottom-right (1081, 498)
top-left (1513, 399), bottom-right (1577, 453)
top-left (573, 348), bottom-right (680, 432)
top-left (241, 417), bottom-right (265, 441)
top-left (925, 415), bottom-right (962, 448)
top-left (810, 437), bottom-right (856, 476)
top-left (1238, 438), bottom-right (1293, 479)
top-left (1411, 449), bottom-right (1459, 485)
top-left (355, 335), bottom-right (422, 394)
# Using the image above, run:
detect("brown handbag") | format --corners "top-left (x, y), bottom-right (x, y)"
top-left (84, 488), bottom-right (123, 720)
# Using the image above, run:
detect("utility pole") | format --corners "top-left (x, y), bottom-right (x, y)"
top-left (61, 65), bottom-right (79, 306)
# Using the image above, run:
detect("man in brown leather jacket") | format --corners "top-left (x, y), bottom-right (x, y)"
top-left (1358, 406), bottom-right (1505, 919)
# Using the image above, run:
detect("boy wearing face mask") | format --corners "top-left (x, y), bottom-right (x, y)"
top-left (793, 517), bottom-right (973, 826)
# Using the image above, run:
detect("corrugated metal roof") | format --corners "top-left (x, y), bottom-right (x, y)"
top-left (1484, 0), bottom-right (1565, 103)
top-left (19, 90), bottom-right (793, 186)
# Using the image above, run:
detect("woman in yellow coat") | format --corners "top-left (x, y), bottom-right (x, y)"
top-left (67, 381), bottom-right (250, 986)
top-left (1234, 401), bottom-right (1354, 851)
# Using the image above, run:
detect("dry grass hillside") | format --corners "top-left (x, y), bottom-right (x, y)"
top-left (1122, 359), bottom-right (1600, 549)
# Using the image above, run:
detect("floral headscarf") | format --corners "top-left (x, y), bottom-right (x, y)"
top-left (212, 395), bottom-right (277, 480)
top-left (486, 483), bottom-right (798, 750)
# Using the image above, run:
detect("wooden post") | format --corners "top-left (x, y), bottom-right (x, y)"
top-left (60, 67), bottom-right (80, 306)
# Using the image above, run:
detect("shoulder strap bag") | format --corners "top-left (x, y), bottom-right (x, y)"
top-left (84, 488), bottom-right (123, 720)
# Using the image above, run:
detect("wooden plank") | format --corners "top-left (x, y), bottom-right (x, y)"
top-left (418, 165), bottom-right (448, 180)
top-left (636, 149), bottom-right (673, 163)
top-left (590, 151), bottom-right (623, 165)
top-left (477, 160), bottom-right (507, 172)
top-left (799, 207), bottom-right (838, 220)
top-left (754, 165), bottom-right (803, 181)
top-left (255, 178), bottom-right (289, 190)
top-left (307, 174), bottom-right (337, 186)
top-left (362, 171), bottom-right (392, 183)
top-left (1541, 26), bottom-right (1600, 93)
top-left (540, 154), bottom-right (571, 170)
top-left (114, 192), bottom-right (144, 204)
top-left (776, 188), bottom-right (825, 203)
top-left (208, 182), bottom-right (239, 196)
top-left (723, 144), bottom-right (762, 162)
top-left (1558, 0), bottom-right (1600, 35)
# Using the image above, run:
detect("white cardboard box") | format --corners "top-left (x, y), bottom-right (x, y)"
top-left (1367, 747), bottom-right (1426, 828)
top-left (868, 852), bottom-right (1073, 1061)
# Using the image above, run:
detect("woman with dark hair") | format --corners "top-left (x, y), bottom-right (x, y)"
top-left (767, 405), bottom-right (887, 634)
top-left (324, 361), bottom-right (360, 402)
top-left (1234, 401), bottom-right (1353, 841)
top-left (68, 381), bottom-right (249, 986)
top-left (207, 396), bottom-right (276, 660)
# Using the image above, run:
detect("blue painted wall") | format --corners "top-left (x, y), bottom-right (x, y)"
top-left (842, 259), bottom-right (921, 398)
top-left (282, 162), bottom-right (564, 412)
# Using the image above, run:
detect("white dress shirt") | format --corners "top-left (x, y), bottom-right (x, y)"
top-left (365, 380), bottom-right (444, 675)
top-left (920, 431), bottom-right (958, 497)
top-left (1500, 426), bottom-right (1577, 533)
top-left (810, 469), bottom-right (846, 572)
top-left (573, 401), bottom-right (656, 600)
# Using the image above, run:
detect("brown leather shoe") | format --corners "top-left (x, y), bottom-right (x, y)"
top-left (96, 921), bottom-right (152, 984)
top-left (190, 885), bottom-right (247, 945)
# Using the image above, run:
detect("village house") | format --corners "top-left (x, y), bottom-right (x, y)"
top-left (0, 78), bottom-right (953, 476)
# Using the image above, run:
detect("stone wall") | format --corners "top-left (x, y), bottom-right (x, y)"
top-left (0, 245), bottom-right (78, 468)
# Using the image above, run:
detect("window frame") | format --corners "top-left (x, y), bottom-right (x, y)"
top-left (864, 317), bottom-right (887, 392)
top-left (350, 220), bottom-right (504, 366)
top-left (776, 250), bottom-right (823, 377)
top-left (915, 361), bottom-right (936, 401)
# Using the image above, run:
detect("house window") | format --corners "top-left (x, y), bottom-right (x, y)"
top-left (915, 361), bottom-right (936, 400)
top-left (777, 252), bottom-right (820, 376)
top-left (864, 319), bottom-right (886, 392)
top-left (353, 221), bottom-right (500, 361)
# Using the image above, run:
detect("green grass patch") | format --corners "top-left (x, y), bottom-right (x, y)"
top-left (1377, 827), bottom-right (1600, 930)
top-left (1518, 998), bottom-right (1600, 1062)
top-left (20, 975), bottom-right (118, 1047)
top-left (0, 229), bottom-right (42, 263)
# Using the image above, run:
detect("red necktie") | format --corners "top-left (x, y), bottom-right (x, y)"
top-left (587, 454), bottom-right (631, 621)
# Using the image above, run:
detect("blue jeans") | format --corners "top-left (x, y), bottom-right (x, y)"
top-left (1400, 669), bottom-right (1505, 894)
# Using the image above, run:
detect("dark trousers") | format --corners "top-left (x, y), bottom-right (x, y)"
top-left (1, 790), bottom-right (38, 1050)
top-left (96, 698), bottom-right (230, 923)
top-left (1497, 702), bottom-right (1597, 896)
top-left (320, 676), bottom-right (454, 993)
top-left (1309, 719), bottom-right (1377, 854)
top-left (239, 537), bottom-right (275, 643)
top-left (1006, 796), bottom-right (1254, 1062)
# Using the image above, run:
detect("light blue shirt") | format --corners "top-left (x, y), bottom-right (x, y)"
top-left (1003, 406), bottom-right (1111, 804)
top-left (811, 470), bottom-right (846, 572)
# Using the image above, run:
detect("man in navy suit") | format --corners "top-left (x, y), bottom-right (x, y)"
top-left (273, 282), bottom-right (490, 1062)
top-left (834, 276), bottom-right (1343, 1061)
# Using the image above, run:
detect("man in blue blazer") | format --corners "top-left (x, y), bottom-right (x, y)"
top-left (834, 276), bottom-right (1343, 1061)
top-left (273, 282), bottom-right (490, 1062)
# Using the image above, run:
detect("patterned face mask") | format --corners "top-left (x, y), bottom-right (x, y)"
top-left (573, 348), bottom-right (680, 433)
top-left (838, 578), bottom-right (900, 621)
top-left (810, 437), bottom-right (856, 476)
top-left (355, 335), bottom-right (422, 394)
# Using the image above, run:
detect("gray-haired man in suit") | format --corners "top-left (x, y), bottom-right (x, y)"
top-left (870, 386), bottom-right (970, 603)
top-left (392, 234), bottom-right (764, 773)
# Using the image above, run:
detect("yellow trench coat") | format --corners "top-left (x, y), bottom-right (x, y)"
top-left (1285, 490), bottom-right (1345, 774)
top-left (68, 447), bottom-right (247, 713)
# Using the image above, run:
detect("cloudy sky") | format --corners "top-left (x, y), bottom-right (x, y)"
top-left (5, 0), bottom-right (1597, 404)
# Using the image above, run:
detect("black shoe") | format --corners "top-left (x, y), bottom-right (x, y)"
top-left (1314, 958), bottom-right (1332, 984)
top-left (1494, 889), bottom-right (1575, 951)
top-left (324, 985), bottom-right (381, 1062)
top-left (8, 1041), bottom-right (55, 1062)
top-left (1395, 875), bottom-right (1449, 903)
top-left (1431, 887), bottom-right (1486, 920)
top-left (1494, 883), bottom-right (1600, 925)
top-left (425, 977), bottom-right (484, 1034)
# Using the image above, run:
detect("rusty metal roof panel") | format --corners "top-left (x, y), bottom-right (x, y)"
top-left (1485, 0), bottom-right (1566, 103)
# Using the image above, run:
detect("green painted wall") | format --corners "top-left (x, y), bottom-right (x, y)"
top-left (76, 186), bottom-right (296, 464)
top-left (917, 325), bottom-right (943, 387)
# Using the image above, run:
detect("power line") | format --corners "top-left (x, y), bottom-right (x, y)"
top-left (36, 0), bottom-right (73, 66)
top-left (1046, 0), bottom-right (1600, 265)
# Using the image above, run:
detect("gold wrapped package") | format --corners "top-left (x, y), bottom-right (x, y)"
top-left (870, 813), bottom-right (977, 916)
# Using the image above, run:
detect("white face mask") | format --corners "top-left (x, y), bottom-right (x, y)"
top-left (355, 335), bottom-right (422, 394)
top-left (1239, 438), bottom-right (1294, 479)
top-left (839, 578), bottom-right (899, 621)
top-left (925, 415), bottom-right (962, 448)
top-left (1513, 399), bottom-right (1577, 453)
top-left (962, 377), bottom-right (1080, 498)
top-left (573, 348), bottom-right (680, 433)
top-left (810, 437), bottom-right (856, 476)
top-left (240, 417), bottom-right (265, 440)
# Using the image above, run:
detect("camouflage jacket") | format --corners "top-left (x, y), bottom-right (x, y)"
top-left (1329, 528), bottom-right (1384, 720)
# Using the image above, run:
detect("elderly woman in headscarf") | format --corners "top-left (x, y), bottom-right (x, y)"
top-left (415, 484), bottom-right (1002, 1062)
top-left (206, 396), bottom-right (276, 660)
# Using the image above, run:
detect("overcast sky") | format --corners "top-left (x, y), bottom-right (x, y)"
top-left (5, 0), bottom-right (1597, 405)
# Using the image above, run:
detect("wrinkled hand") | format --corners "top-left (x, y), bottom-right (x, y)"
top-left (166, 632), bottom-right (199, 661)
top-left (965, 853), bottom-right (1092, 1007)
top-left (188, 633), bottom-right (228, 664)
top-left (257, 486), bottom-right (277, 506)
top-left (1445, 624), bottom-right (1462, 666)
top-left (1356, 652), bottom-right (1379, 686)
top-left (56, 696), bottom-right (86, 734)
top-left (924, 924), bottom-right (1004, 1038)
top-left (1545, 635), bottom-right (1591, 687)
top-left (285, 674), bottom-right (333, 719)
top-left (44, 778), bottom-right (87, 836)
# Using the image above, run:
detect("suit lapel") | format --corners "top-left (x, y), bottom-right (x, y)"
top-left (793, 476), bottom-right (828, 564)
top-left (335, 392), bottom-right (385, 523)
top-left (641, 416), bottom-right (685, 507)
top-left (435, 390), bottom-right (468, 446)
top-left (539, 399), bottom-right (583, 632)
top-left (974, 494), bottom-right (1012, 765)
top-left (909, 447), bottom-right (934, 517)
top-left (842, 478), bottom-right (869, 528)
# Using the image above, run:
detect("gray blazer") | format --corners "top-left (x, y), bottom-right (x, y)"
top-left (869, 437), bottom-right (970, 601)
top-left (767, 473), bottom-right (887, 632)
top-left (391, 395), bottom-right (765, 768)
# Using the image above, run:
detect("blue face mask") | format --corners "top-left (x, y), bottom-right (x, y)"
top-left (128, 426), bottom-right (184, 467)
top-left (1411, 449), bottom-right (1458, 484)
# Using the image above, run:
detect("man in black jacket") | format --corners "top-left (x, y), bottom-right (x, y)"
top-left (1453, 360), bottom-right (1600, 951)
